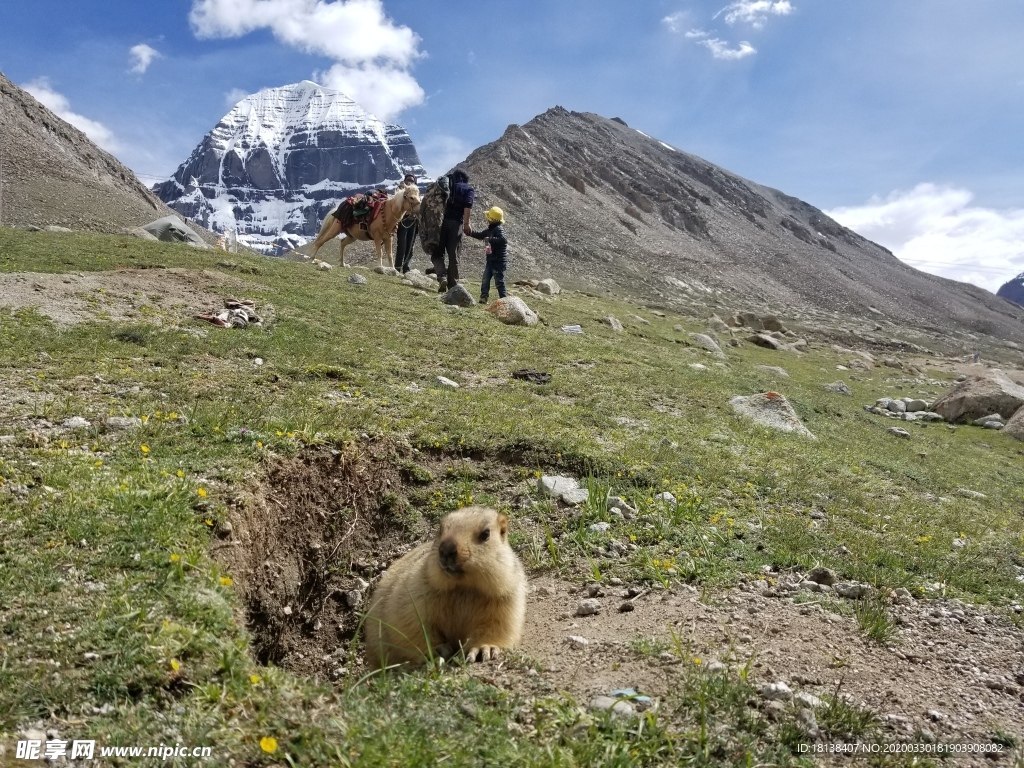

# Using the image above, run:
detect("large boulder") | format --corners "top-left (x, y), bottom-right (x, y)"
top-left (931, 371), bottom-right (1024, 422)
top-left (142, 216), bottom-right (208, 248)
top-left (1002, 407), bottom-right (1024, 441)
top-left (730, 392), bottom-right (815, 439)
top-left (690, 333), bottom-right (726, 359)
top-left (536, 278), bottom-right (561, 295)
top-left (440, 284), bottom-right (475, 307)
top-left (485, 296), bottom-right (538, 326)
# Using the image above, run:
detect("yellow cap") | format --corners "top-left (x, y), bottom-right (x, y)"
top-left (484, 206), bottom-right (504, 223)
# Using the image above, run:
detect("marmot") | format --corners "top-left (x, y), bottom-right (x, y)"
top-left (363, 506), bottom-right (527, 668)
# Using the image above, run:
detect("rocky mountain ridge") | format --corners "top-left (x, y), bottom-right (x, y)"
top-left (0, 70), bottom-right (177, 232)
top-left (453, 108), bottom-right (1023, 346)
top-left (153, 81), bottom-right (426, 249)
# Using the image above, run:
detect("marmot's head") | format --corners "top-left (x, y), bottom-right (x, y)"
top-left (432, 507), bottom-right (510, 585)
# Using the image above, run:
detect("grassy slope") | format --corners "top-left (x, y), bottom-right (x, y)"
top-left (0, 229), bottom-right (1022, 766)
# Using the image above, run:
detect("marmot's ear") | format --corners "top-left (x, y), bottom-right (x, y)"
top-left (497, 514), bottom-right (509, 540)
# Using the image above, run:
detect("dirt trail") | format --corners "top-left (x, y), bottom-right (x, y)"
top-left (0, 268), bottom-right (259, 325)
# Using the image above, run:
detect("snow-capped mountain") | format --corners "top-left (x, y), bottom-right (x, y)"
top-left (153, 81), bottom-right (426, 250)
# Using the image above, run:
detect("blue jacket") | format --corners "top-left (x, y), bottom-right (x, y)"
top-left (469, 222), bottom-right (508, 262)
top-left (444, 180), bottom-right (475, 220)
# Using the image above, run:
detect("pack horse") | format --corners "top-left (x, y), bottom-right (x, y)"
top-left (309, 186), bottom-right (422, 268)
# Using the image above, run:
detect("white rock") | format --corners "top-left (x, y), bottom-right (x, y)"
top-left (588, 522), bottom-right (612, 533)
top-left (566, 635), bottom-right (589, 649)
top-left (539, 475), bottom-right (581, 501)
top-left (589, 696), bottom-right (636, 719)
top-left (576, 598), bottom-right (601, 617)
top-left (758, 682), bottom-right (793, 701)
top-left (62, 416), bottom-right (91, 429)
top-left (437, 376), bottom-right (460, 388)
top-left (561, 487), bottom-right (590, 505)
top-left (795, 692), bottom-right (823, 709)
top-left (536, 278), bottom-right (561, 295)
top-left (956, 488), bottom-right (987, 500)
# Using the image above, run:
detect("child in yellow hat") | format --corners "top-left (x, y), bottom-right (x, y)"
top-left (467, 206), bottom-right (508, 304)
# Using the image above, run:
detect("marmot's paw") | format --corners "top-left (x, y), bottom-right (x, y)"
top-left (464, 645), bottom-right (501, 663)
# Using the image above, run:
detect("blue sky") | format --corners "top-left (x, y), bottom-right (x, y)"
top-left (2, 0), bottom-right (1023, 292)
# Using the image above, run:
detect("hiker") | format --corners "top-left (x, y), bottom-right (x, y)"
top-left (467, 206), bottom-right (508, 305)
top-left (393, 173), bottom-right (419, 273)
top-left (431, 169), bottom-right (474, 292)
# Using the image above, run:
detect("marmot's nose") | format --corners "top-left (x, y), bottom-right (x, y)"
top-left (439, 539), bottom-right (458, 566)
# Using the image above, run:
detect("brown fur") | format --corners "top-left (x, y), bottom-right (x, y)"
top-left (363, 507), bottom-right (527, 668)
top-left (308, 186), bottom-right (421, 268)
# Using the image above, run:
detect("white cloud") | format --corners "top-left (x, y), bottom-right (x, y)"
top-left (826, 183), bottom-right (1024, 293)
top-left (22, 79), bottom-right (120, 152)
top-left (316, 62), bottom-right (424, 120)
top-left (189, 0), bottom-right (423, 118)
top-left (685, 28), bottom-right (710, 39)
top-left (718, 1), bottom-right (794, 28)
top-left (701, 38), bottom-right (757, 59)
top-left (224, 87), bottom-right (249, 108)
top-left (415, 133), bottom-right (472, 179)
top-left (129, 43), bottom-right (160, 74)
top-left (662, 12), bottom-right (685, 33)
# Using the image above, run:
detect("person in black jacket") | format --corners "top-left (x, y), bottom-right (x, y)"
top-left (432, 169), bottom-right (474, 292)
top-left (393, 173), bottom-right (419, 273)
top-left (467, 206), bottom-right (508, 304)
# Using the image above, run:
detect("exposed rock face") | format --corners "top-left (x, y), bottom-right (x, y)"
top-left (730, 392), bottom-right (815, 439)
top-left (153, 81), bottom-right (426, 244)
top-left (1002, 406), bottom-right (1024, 441)
top-left (997, 273), bottom-right (1024, 307)
top-left (0, 71), bottom-right (175, 232)
top-left (457, 107), bottom-right (1024, 342)
top-left (931, 370), bottom-right (1024, 422)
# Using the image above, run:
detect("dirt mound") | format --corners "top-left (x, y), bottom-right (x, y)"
top-left (217, 442), bottom-right (434, 677)
top-left (0, 268), bottom-right (261, 326)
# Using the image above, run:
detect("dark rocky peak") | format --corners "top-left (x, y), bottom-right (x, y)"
top-left (997, 273), bottom-right (1024, 307)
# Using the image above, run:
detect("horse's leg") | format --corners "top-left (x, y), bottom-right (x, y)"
top-left (373, 237), bottom-right (384, 269)
top-left (309, 217), bottom-right (341, 260)
top-left (339, 234), bottom-right (350, 268)
top-left (383, 233), bottom-right (394, 270)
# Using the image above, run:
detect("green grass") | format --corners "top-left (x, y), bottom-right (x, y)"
top-left (1, 228), bottom-right (1023, 764)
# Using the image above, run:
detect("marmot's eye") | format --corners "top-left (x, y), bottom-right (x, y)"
top-left (478, 529), bottom-right (490, 543)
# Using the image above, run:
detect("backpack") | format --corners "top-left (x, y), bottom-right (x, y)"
top-left (417, 174), bottom-right (451, 257)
